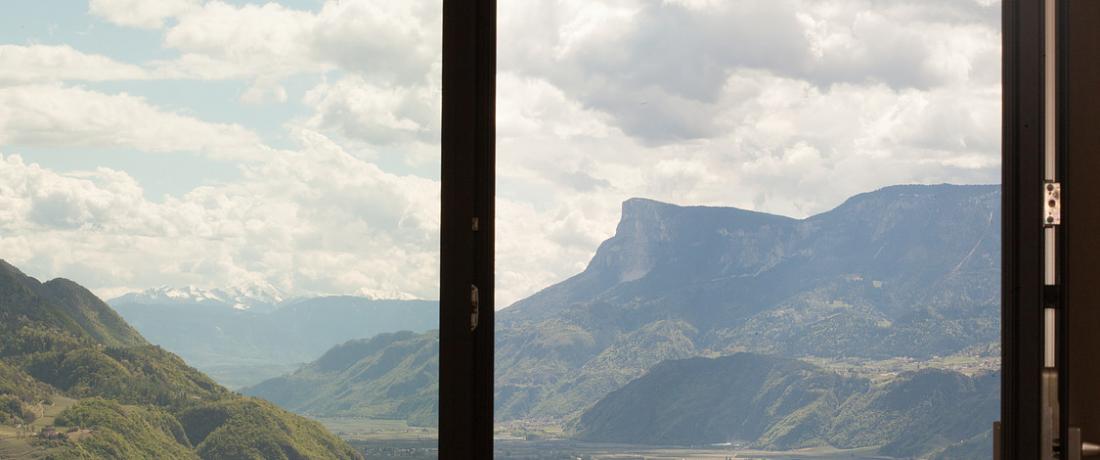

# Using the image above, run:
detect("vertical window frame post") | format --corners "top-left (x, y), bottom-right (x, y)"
top-left (439, 0), bottom-right (497, 458)
top-left (1002, 0), bottom-right (1047, 457)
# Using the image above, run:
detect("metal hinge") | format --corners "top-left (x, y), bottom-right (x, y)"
top-left (1045, 181), bottom-right (1062, 226)
top-left (470, 284), bottom-right (480, 332)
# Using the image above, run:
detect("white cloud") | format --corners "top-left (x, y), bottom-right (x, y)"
top-left (301, 73), bottom-right (441, 153)
top-left (0, 129), bottom-right (440, 300)
top-left (240, 78), bottom-right (289, 105)
top-left (500, 0), bottom-right (1000, 143)
top-left (309, 0), bottom-right (441, 84)
top-left (153, 0), bottom-right (441, 83)
top-left (158, 1), bottom-right (323, 79)
top-left (0, 45), bottom-right (148, 85)
top-left (89, 0), bottom-right (199, 29)
top-left (0, 0), bottom-right (1001, 309)
top-left (0, 84), bottom-right (266, 160)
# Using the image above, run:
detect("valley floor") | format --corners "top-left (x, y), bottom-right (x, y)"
top-left (801, 353), bottom-right (1000, 385)
top-left (315, 418), bottom-right (892, 460)
top-left (342, 437), bottom-right (888, 460)
top-left (494, 440), bottom-right (886, 460)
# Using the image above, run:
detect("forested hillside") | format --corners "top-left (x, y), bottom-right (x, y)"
top-left (0, 260), bottom-right (362, 460)
top-left (244, 331), bottom-right (438, 427)
top-left (575, 354), bottom-right (997, 459)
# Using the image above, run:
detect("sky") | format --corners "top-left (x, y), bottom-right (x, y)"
top-left (0, 0), bottom-right (1001, 308)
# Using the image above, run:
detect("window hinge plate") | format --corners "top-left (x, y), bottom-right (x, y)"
top-left (1045, 181), bottom-right (1061, 226)
top-left (1044, 285), bottom-right (1062, 308)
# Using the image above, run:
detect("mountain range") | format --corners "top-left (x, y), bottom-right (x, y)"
top-left (496, 184), bottom-right (999, 421)
top-left (111, 285), bottom-right (287, 312)
top-left (0, 260), bottom-right (362, 459)
top-left (244, 184), bottom-right (999, 459)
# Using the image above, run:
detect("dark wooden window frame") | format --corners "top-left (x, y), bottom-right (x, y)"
top-left (438, 0), bottom-right (1043, 457)
top-left (1002, 0), bottom-right (1052, 458)
top-left (439, 0), bottom-right (496, 458)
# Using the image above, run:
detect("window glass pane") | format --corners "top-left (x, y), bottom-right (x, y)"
top-left (495, 1), bottom-right (1001, 459)
top-left (0, 2), bottom-right (440, 458)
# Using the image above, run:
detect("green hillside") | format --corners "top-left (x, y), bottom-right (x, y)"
top-left (574, 353), bottom-right (998, 459)
top-left (0, 260), bottom-right (362, 460)
top-left (0, 361), bottom-right (51, 425)
top-left (177, 398), bottom-right (361, 460)
top-left (243, 331), bottom-right (438, 427)
top-left (49, 398), bottom-right (197, 460)
top-left (575, 354), bottom-right (866, 447)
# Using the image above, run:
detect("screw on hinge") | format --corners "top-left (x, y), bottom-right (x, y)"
top-left (1044, 182), bottom-right (1061, 226)
top-left (470, 284), bottom-right (480, 332)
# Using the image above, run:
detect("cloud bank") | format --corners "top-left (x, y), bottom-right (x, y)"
top-left (0, 0), bottom-right (1000, 307)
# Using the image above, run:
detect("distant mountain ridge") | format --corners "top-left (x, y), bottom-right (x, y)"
top-left (243, 331), bottom-right (439, 427)
top-left (112, 296), bottom-right (439, 388)
top-left (496, 184), bottom-right (1000, 421)
top-left (0, 260), bottom-right (362, 459)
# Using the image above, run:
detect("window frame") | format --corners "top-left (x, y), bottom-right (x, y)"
top-left (1002, 0), bottom-right (1051, 457)
top-left (439, 0), bottom-right (496, 458)
top-left (438, 0), bottom-right (1043, 457)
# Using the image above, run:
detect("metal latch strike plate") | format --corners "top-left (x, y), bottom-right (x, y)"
top-left (1045, 182), bottom-right (1061, 226)
top-left (470, 284), bottom-right (480, 332)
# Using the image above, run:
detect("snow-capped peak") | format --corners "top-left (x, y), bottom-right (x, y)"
top-left (109, 284), bottom-right (284, 311)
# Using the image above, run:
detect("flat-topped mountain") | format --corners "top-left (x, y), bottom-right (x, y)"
top-left (504, 184), bottom-right (998, 331)
top-left (497, 184), bottom-right (999, 420)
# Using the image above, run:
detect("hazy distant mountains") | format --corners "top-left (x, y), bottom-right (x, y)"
top-left (112, 295), bottom-right (437, 388)
top-left (111, 285), bottom-right (286, 312)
